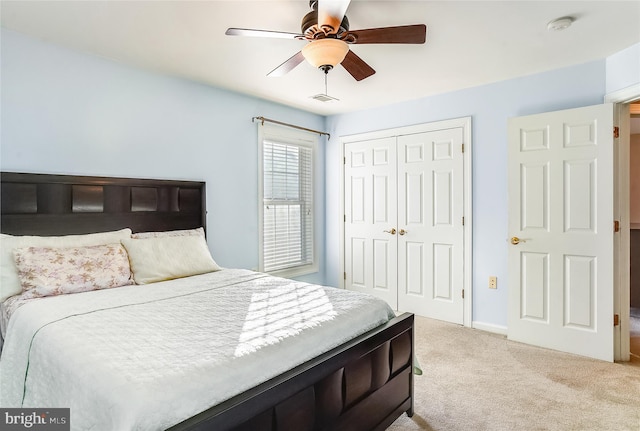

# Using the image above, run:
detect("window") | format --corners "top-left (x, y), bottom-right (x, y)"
top-left (259, 123), bottom-right (317, 276)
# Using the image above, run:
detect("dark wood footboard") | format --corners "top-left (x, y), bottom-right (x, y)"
top-left (169, 312), bottom-right (414, 431)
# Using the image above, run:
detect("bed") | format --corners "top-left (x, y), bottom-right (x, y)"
top-left (0, 172), bottom-right (414, 431)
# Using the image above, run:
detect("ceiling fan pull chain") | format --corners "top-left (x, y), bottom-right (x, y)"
top-left (324, 70), bottom-right (328, 94)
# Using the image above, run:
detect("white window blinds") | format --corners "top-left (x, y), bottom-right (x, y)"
top-left (260, 131), bottom-right (315, 274)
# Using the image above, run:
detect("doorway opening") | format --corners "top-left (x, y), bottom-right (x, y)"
top-left (629, 101), bottom-right (640, 361)
top-left (607, 85), bottom-right (640, 362)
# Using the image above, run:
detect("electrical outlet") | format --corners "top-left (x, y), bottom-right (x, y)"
top-left (489, 276), bottom-right (497, 289)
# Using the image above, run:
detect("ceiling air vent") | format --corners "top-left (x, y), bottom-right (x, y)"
top-left (310, 93), bottom-right (339, 102)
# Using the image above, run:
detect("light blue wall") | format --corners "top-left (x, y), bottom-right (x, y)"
top-left (0, 29), bottom-right (326, 284)
top-left (325, 61), bottom-right (607, 328)
top-left (2, 27), bottom-right (632, 328)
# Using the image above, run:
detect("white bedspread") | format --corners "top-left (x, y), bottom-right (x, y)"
top-left (0, 269), bottom-right (395, 430)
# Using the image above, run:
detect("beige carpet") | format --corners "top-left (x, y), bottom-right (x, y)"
top-left (388, 316), bottom-right (640, 431)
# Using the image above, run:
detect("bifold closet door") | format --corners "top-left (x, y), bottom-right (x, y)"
top-left (344, 129), bottom-right (465, 324)
top-left (344, 137), bottom-right (398, 309)
top-left (396, 129), bottom-right (464, 323)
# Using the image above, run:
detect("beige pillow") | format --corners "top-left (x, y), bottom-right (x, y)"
top-left (121, 235), bottom-right (220, 285)
top-left (0, 228), bottom-right (132, 302)
top-left (13, 244), bottom-right (132, 298)
top-left (131, 227), bottom-right (204, 239)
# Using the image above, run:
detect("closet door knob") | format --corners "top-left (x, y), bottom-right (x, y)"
top-left (384, 228), bottom-right (397, 235)
top-left (399, 229), bottom-right (407, 235)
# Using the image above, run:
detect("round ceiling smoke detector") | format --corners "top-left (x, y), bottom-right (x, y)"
top-left (547, 16), bottom-right (574, 31)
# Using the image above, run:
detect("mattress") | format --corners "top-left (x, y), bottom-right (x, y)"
top-left (0, 268), bottom-right (395, 430)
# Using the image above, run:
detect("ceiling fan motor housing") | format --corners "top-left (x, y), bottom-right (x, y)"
top-left (301, 8), bottom-right (349, 39)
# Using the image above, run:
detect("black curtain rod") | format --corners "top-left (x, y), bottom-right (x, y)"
top-left (252, 116), bottom-right (330, 140)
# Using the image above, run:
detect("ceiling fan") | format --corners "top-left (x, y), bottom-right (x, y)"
top-left (225, 0), bottom-right (427, 81)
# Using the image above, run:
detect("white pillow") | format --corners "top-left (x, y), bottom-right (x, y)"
top-left (121, 235), bottom-right (220, 285)
top-left (131, 227), bottom-right (205, 239)
top-left (0, 228), bottom-right (132, 302)
top-left (13, 244), bottom-right (132, 299)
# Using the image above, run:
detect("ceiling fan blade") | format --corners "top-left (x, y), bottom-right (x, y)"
top-left (267, 51), bottom-right (306, 77)
top-left (340, 24), bottom-right (426, 44)
top-left (225, 28), bottom-right (303, 40)
top-left (318, 0), bottom-right (351, 34)
top-left (341, 50), bottom-right (375, 81)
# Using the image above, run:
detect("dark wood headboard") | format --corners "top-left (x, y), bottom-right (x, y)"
top-left (1, 172), bottom-right (206, 236)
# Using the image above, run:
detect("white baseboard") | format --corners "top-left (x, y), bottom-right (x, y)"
top-left (472, 321), bottom-right (508, 336)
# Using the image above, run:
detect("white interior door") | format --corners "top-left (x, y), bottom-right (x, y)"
top-left (397, 129), bottom-right (464, 323)
top-left (344, 137), bottom-right (398, 309)
top-left (507, 103), bottom-right (614, 362)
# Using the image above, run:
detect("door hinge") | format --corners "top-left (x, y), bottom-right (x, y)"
top-left (613, 126), bottom-right (619, 139)
top-left (462, 289), bottom-right (465, 299)
top-left (461, 143), bottom-right (465, 153)
top-left (614, 314), bottom-right (620, 326)
top-left (344, 214), bottom-right (346, 222)
top-left (344, 272), bottom-right (347, 280)
top-left (344, 156), bottom-right (346, 164)
top-left (462, 216), bottom-right (465, 226)
top-left (614, 220), bottom-right (620, 232)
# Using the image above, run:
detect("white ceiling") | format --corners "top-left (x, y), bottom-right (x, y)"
top-left (2, 1), bottom-right (640, 116)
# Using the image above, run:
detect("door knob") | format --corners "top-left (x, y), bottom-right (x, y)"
top-left (510, 236), bottom-right (526, 245)
top-left (384, 228), bottom-right (397, 235)
top-left (399, 229), bottom-right (407, 235)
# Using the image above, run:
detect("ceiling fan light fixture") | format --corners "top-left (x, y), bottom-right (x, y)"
top-left (302, 38), bottom-right (349, 69)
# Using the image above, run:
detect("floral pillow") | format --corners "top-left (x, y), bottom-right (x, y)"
top-left (0, 228), bottom-right (132, 302)
top-left (13, 243), bottom-right (133, 299)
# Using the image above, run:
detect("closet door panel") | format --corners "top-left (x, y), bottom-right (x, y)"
top-left (398, 129), bottom-right (464, 323)
top-left (344, 138), bottom-right (398, 309)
